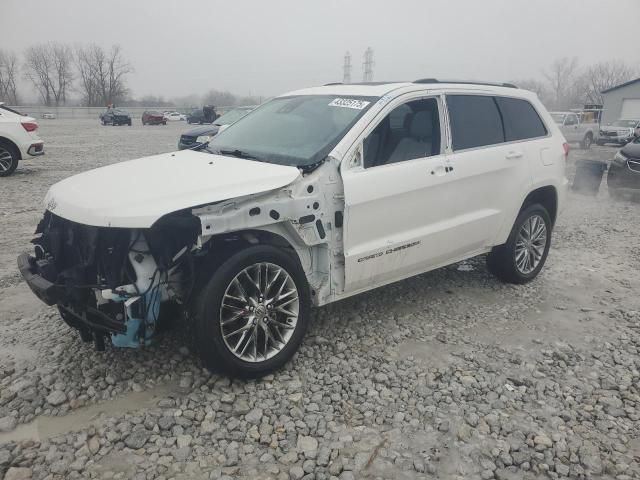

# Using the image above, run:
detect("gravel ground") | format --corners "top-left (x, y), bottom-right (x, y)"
top-left (0, 119), bottom-right (639, 480)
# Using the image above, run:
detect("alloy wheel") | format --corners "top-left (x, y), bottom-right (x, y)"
top-left (0, 147), bottom-right (14, 173)
top-left (514, 214), bottom-right (547, 275)
top-left (219, 262), bottom-right (299, 362)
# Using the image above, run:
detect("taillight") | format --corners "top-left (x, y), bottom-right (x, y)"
top-left (21, 122), bottom-right (38, 132)
top-left (563, 142), bottom-right (570, 159)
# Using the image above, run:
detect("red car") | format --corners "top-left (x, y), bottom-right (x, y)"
top-left (142, 111), bottom-right (166, 125)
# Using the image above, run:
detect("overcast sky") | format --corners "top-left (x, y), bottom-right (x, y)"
top-left (2, 0), bottom-right (639, 100)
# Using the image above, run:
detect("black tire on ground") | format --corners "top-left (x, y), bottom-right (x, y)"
top-left (581, 133), bottom-right (593, 149)
top-left (194, 245), bottom-right (310, 378)
top-left (596, 140), bottom-right (604, 146)
top-left (128, 120), bottom-right (132, 126)
top-left (0, 140), bottom-right (19, 177)
top-left (486, 204), bottom-right (552, 284)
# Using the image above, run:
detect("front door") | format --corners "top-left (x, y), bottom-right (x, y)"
top-left (341, 95), bottom-right (458, 294)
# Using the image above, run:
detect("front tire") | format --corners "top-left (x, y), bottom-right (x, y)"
top-left (487, 204), bottom-right (552, 284)
top-left (194, 245), bottom-right (310, 378)
top-left (0, 140), bottom-right (19, 177)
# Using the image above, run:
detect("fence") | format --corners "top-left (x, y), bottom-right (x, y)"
top-left (7, 105), bottom-right (235, 120)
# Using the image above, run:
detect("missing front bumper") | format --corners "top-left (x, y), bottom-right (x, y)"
top-left (18, 253), bottom-right (127, 336)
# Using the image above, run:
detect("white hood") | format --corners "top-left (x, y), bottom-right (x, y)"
top-left (44, 150), bottom-right (301, 228)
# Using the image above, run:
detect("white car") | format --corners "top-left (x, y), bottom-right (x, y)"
top-left (0, 103), bottom-right (45, 177)
top-left (18, 80), bottom-right (567, 376)
top-left (164, 111), bottom-right (186, 121)
top-left (550, 111), bottom-right (597, 149)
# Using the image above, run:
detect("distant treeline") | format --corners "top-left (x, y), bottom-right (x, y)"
top-left (0, 43), bottom-right (261, 108)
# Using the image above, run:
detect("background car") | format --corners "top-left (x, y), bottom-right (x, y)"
top-left (42, 112), bottom-right (56, 120)
top-left (142, 110), bottom-right (166, 125)
top-left (164, 111), bottom-right (186, 121)
top-left (607, 136), bottom-right (640, 200)
top-left (100, 109), bottom-right (132, 126)
top-left (550, 111), bottom-right (597, 149)
top-left (597, 119), bottom-right (640, 146)
top-left (186, 105), bottom-right (218, 124)
top-left (178, 106), bottom-right (255, 150)
top-left (0, 103), bottom-right (45, 177)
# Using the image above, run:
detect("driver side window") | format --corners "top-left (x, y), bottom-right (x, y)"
top-left (363, 98), bottom-right (441, 168)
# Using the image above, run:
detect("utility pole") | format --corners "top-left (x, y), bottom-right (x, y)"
top-left (343, 51), bottom-right (352, 84)
top-left (362, 47), bottom-right (374, 83)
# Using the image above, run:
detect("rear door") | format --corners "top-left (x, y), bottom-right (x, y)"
top-left (443, 94), bottom-right (540, 249)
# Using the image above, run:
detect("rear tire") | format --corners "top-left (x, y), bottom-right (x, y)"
top-left (0, 140), bottom-right (19, 177)
top-left (581, 133), bottom-right (593, 149)
top-left (194, 245), bottom-right (310, 378)
top-left (487, 204), bottom-right (552, 284)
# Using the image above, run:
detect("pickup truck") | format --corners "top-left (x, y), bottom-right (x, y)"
top-left (550, 111), bottom-right (598, 149)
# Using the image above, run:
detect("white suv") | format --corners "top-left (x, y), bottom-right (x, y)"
top-left (0, 103), bottom-right (45, 177)
top-left (19, 80), bottom-right (568, 376)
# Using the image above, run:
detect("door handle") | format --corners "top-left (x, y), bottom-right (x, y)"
top-left (445, 165), bottom-right (454, 173)
top-left (506, 151), bottom-right (523, 160)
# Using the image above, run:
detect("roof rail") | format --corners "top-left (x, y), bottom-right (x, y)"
top-left (413, 78), bottom-right (518, 89)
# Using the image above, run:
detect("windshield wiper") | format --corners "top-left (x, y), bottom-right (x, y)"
top-left (216, 148), bottom-right (260, 161)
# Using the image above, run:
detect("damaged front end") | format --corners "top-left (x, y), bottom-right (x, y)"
top-left (18, 211), bottom-right (199, 350)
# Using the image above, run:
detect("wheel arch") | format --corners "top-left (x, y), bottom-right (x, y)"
top-left (519, 185), bottom-right (558, 226)
top-left (0, 136), bottom-right (22, 160)
top-left (194, 225), bottom-right (327, 305)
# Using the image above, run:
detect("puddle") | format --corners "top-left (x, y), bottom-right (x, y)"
top-left (0, 381), bottom-right (177, 444)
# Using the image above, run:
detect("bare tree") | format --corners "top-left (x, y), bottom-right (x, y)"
top-left (75, 44), bottom-right (100, 106)
top-left (0, 49), bottom-right (20, 104)
top-left (543, 57), bottom-right (581, 110)
top-left (24, 43), bottom-right (74, 106)
top-left (75, 44), bottom-right (132, 107)
top-left (51, 43), bottom-right (74, 105)
top-left (580, 60), bottom-right (637, 106)
top-left (202, 89), bottom-right (237, 107)
top-left (512, 78), bottom-right (551, 106)
top-left (100, 45), bottom-right (133, 106)
top-left (24, 44), bottom-right (54, 106)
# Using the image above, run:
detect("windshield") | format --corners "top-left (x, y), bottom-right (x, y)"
top-left (207, 95), bottom-right (376, 167)
top-left (612, 120), bottom-right (638, 128)
top-left (214, 108), bottom-right (253, 126)
top-left (550, 113), bottom-right (565, 125)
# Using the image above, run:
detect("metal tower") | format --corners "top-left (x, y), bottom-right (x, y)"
top-left (363, 47), bottom-right (374, 83)
top-left (343, 51), bottom-right (352, 84)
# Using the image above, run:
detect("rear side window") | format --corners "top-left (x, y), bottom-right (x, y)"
top-left (495, 97), bottom-right (547, 141)
top-left (447, 95), bottom-right (504, 151)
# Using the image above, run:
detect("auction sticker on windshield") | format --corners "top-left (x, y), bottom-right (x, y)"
top-left (329, 98), bottom-right (370, 110)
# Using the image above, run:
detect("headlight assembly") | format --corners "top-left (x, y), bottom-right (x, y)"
top-left (613, 151), bottom-right (627, 165)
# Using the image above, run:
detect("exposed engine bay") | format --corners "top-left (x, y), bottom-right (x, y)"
top-left (20, 211), bottom-right (200, 349)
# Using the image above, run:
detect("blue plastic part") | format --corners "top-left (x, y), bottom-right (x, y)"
top-left (110, 290), bottom-right (160, 348)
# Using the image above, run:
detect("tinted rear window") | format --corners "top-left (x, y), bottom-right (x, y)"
top-left (495, 97), bottom-right (547, 141)
top-left (447, 95), bottom-right (504, 151)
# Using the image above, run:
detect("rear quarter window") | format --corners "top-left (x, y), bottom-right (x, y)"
top-left (495, 97), bottom-right (548, 141)
top-left (447, 95), bottom-right (505, 151)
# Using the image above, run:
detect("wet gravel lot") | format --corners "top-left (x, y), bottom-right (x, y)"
top-left (1, 119), bottom-right (639, 480)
